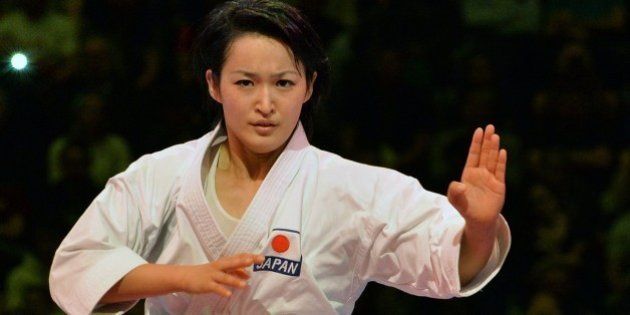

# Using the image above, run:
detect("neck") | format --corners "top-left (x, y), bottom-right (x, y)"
top-left (218, 139), bottom-right (286, 181)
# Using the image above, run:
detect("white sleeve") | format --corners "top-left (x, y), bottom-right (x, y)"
top-left (353, 170), bottom-right (511, 299)
top-left (49, 157), bottom-right (173, 314)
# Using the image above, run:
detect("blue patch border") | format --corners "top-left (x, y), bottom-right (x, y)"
top-left (272, 228), bottom-right (300, 234)
top-left (254, 255), bottom-right (302, 277)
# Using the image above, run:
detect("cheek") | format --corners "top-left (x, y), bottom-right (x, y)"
top-left (289, 102), bottom-right (304, 119)
top-left (220, 89), bottom-right (250, 117)
top-left (283, 87), bottom-right (309, 117)
top-left (278, 96), bottom-right (304, 124)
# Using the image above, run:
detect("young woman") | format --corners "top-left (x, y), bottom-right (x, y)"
top-left (50, 1), bottom-right (510, 314)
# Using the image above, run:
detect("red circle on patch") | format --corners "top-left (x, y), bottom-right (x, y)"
top-left (271, 235), bottom-right (290, 253)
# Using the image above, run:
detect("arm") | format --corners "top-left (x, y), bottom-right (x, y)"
top-left (447, 125), bottom-right (507, 286)
top-left (351, 170), bottom-right (505, 299)
top-left (458, 221), bottom-right (498, 286)
top-left (347, 126), bottom-right (509, 298)
top-left (101, 254), bottom-right (264, 304)
top-left (50, 170), bottom-right (264, 312)
top-left (49, 155), bottom-right (176, 313)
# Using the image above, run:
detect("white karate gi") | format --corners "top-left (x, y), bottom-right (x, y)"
top-left (49, 123), bottom-right (511, 315)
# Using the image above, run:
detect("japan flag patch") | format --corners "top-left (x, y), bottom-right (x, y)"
top-left (254, 228), bottom-right (302, 277)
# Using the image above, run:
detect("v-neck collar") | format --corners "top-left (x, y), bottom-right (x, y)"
top-left (178, 122), bottom-right (310, 261)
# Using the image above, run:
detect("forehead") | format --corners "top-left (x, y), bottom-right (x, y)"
top-left (223, 33), bottom-right (302, 73)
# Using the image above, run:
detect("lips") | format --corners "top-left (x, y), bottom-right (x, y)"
top-left (251, 120), bottom-right (276, 127)
top-left (251, 120), bottom-right (277, 134)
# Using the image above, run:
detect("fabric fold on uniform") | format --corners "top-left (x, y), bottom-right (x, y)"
top-left (458, 215), bottom-right (511, 296)
top-left (49, 121), bottom-right (512, 314)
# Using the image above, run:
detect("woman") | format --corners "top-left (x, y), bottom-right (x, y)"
top-left (49, 1), bottom-right (510, 314)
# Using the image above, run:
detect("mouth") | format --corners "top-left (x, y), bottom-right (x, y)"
top-left (250, 121), bottom-right (277, 134)
top-left (251, 120), bottom-right (277, 127)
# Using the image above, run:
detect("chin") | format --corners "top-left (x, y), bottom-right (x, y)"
top-left (245, 139), bottom-right (285, 155)
top-left (246, 127), bottom-right (295, 153)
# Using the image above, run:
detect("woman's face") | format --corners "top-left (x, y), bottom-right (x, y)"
top-left (206, 33), bottom-right (314, 155)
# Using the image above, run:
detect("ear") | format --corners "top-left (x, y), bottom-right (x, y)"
top-left (304, 71), bottom-right (317, 103)
top-left (205, 69), bottom-right (222, 103)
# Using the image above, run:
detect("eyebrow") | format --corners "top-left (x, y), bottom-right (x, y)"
top-left (230, 70), bottom-right (300, 77)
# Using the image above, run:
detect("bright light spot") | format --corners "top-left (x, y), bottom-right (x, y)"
top-left (11, 53), bottom-right (28, 70)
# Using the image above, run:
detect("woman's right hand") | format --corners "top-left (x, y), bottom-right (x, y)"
top-left (178, 253), bottom-right (265, 297)
top-left (101, 253), bottom-right (265, 304)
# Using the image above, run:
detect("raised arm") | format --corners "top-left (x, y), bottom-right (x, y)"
top-left (447, 125), bottom-right (507, 286)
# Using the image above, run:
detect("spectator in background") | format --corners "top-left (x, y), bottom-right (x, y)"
top-left (81, 0), bottom-right (178, 153)
top-left (0, 0), bottom-right (83, 148)
top-left (0, 0), bottom-right (623, 313)
top-left (527, 42), bottom-right (620, 313)
top-left (46, 140), bottom-right (99, 235)
top-left (0, 89), bottom-right (42, 188)
top-left (81, 0), bottom-right (170, 92)
top-left (0, 186), bottom-right (30, 294)
top-left (459, 0), bottom-right (546, 120)
top-left (48, 93), bottom-right (131, 188)
top-left (68, 36), bottom-right (125, 98)
top-left (526, 184), bottom-right (576, 315)
top-left (338, 1), bottom-right (437, 150)
top-left (531, 43), bottom-right (620, 149)
top-left (6, 141), bottom-right (99, 314)
top-left (151, 11), bottom-right (209, 147)
top-left (3, 250), bottom-right (50, 314)
top-left (430, 53), bottom-right (523, 188)
top-left (0, 186), bottom-right (45, 314)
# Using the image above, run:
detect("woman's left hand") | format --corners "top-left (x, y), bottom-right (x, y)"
top-left (447, 125), bottom-right (507, 231)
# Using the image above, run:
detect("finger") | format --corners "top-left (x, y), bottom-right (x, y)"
top-left (253, 254), bottom-right (265, 264)
top-left (213, 271), bottom-right (247, 289)
top-left (487, 134), bottom-right (500, 173)
top-left (464, 127), bottom-right (483, 168)
top-left (213, 254), bottom-right (258, 270)
top-left (478, 124), bottom-right (495, 168)
top-left (206, 282), bottom-right (232, 297)
top-left (238, 253), bottom-right (265, 264)
top-left (227, 268), bottom-right (251, 280)
top-left (495, 149), bottom-right (507, 183)
top-left (447, 181), bottom-right (468, 213)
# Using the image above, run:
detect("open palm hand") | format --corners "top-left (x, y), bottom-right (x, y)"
top-left (447, 125), bottom-right (507, 229)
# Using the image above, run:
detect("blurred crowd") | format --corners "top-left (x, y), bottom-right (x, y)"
top-left (0, 0), bottom-right (628, 314)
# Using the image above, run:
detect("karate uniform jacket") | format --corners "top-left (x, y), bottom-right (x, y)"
top-left (49, 123), bottom-right (511, 314)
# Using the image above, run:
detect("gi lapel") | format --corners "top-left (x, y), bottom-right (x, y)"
top-left (220, 122), bottom-right (309, 257)
top-left (178, 123), bottom-right (228, 262)
top-left (183, 123), bottom-right (310, 313)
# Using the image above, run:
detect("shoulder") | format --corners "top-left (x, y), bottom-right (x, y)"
top-left (112, 136), bottom-right (205, 185)
top-left (303, 147), bottom-right (441, 230)
top-left (307, 146), bottom-right (420, 195)
top-left (310, 146), bottom-right (414, 179)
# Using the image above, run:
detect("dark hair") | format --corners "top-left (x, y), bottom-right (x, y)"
top-left (192, 0), bottom-right (330, 137)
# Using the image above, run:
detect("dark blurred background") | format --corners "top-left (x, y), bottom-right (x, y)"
top-left (0, 0), bottom-right (628, 314)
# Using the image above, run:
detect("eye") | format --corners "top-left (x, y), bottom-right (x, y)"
top-left (236, 80), bottom-right (253, 87)
top-left (277, 80), bottom-right (295, 88)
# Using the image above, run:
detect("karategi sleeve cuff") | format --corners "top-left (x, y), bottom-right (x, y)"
top-left (80, 247), bottom-right (147, 314)
top-left (457, 215), bottom-right (511, 297)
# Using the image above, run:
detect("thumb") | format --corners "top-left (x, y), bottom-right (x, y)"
top-left (447, 181), bottom-right (468, 213)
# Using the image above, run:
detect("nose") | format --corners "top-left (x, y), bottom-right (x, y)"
top-left (255, 85), bottom-right (275, 116)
